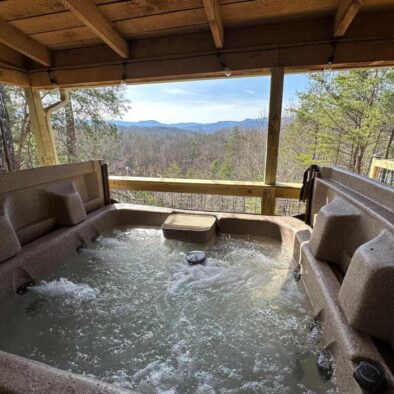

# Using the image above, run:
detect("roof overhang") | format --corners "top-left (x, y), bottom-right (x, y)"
top-left (0, 0), bottom-right (393, 88)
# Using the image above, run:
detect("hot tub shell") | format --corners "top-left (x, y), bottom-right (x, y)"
top-left (0, 161), bottom-right (393, 394)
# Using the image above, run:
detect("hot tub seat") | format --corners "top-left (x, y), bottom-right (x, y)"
top-left (301, 167), bottom-right (394, 394)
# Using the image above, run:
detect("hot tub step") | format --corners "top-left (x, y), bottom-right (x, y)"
top-left (162, 213), bottom-right (216, 243)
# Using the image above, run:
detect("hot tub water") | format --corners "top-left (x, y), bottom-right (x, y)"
top-left (0, 227), bottom-right (337, 393)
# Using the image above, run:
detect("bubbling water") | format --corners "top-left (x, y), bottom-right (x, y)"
top-left (0, 227), bottom-right (337, 393)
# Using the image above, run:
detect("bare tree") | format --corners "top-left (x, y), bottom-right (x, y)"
top-left (0, 85), bottom-right (16, 172)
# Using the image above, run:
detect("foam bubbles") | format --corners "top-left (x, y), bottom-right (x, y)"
top-left (0, 227), bottom-right (337, 393)
top-left (32, 278), bottom-right (99, 302)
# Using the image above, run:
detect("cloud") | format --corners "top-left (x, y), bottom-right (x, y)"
top-left (166, 87), bottom-right (195, 95)
top-left (122, 76), bottom-right (289, 122)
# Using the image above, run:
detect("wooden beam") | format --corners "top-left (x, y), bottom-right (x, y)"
top-left (0, 43), bottom-right (27, 69)
top-left (28, 37), bottom-right (394, 88)
top-left (0, 68), bottom-right (29, 87)
top-left (63, 0), bottom-right (129, 58)
top-left (25, 88), bottom-right (59, 166)
top-left (202, 0), bottom-right (224, 48)
top-left (334, 0), bottom-right (363, 37)
top-left (264, 67), bottom-right (284, 186)
top-left (0, 19), bottom-right (51, 66)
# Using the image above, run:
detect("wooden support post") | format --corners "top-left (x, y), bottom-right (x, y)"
top-left (25, 88), bottom-right (60, 166)
top-left (264, 67), bottom-right (284, 186)
top-left (368, 157), bottom-right (378, 179)
top-left (261, 188), bottom-right (276, 215)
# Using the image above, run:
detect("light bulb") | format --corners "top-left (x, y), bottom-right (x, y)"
top-left (224, 67), bottom-right (232, 77)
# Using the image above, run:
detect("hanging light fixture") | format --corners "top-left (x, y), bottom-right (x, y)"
top-left (223, 67), bottom-right (232, 77)
top-left (217, 53), bottom-right (232, 77)
top-left (120, 62), bottom-right (127, 86)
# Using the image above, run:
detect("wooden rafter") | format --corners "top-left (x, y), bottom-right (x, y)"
top-left (0, 19), bottom-right (51, 66)
top-left (334, 0), bottom-right (364, 37)
top-left (202, 0), bottom-right (224, 48)
top-left (62, 0), bottom-right (129, 58)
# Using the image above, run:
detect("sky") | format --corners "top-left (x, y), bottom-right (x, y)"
top-left (122, 73), bottom-right (310, 124)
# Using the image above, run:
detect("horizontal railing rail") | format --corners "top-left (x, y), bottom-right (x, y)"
top-left (109, 176), bottom-right (302, 215)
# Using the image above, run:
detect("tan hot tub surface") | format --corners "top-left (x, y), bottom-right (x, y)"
top-left (0, 161), bottom-right (393, 394)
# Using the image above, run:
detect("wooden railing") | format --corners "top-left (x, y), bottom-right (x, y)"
top-left (109, 176), bottom-right (302, 215)
top-left (368, 158), bottom-right (394, 188)
top-left (368, 158), bottom-right (394, 179)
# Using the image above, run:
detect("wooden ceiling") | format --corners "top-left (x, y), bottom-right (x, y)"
top-left (0, 0), bottom-right (393, 88)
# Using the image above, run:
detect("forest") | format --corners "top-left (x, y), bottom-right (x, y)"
top-left (1, 69), bottom-right (393, 190)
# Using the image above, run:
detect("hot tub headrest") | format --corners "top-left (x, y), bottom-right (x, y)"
top-left (40, 181), bottom-right (87, 226)
top-left (0, 213), bottom-right (21, 263)
top-left (338, 230), bottom-right (394, 347)
top-left (0, 161), bottom-right (106, 263)
top-left (308, 167), bottom-right (394, 272)
top-left (309, 197), bottom-right (363, 272)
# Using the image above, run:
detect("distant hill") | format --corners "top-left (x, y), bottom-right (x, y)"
top-left (117, 124), bottom-right (194, 137)
top-left (111, 118), bottom-right (266, 134)
top-left (111, 116), bottom-right (293, 135)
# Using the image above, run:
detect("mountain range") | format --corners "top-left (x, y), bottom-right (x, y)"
top-left (111, 118), bottom-right (266, 134)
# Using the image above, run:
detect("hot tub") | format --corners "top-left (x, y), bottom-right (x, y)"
top-left (0, 161), bottom-right (392, 394)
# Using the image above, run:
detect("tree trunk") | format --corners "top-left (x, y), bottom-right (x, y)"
top-left (64, 99), bottom-right (76, 162)
top-left (384, 129), bottom-right (394, 159)
top-left (0, 85), bottom-right (16, 173)
top-left (14, 100), bottom-right (31, 170)
top-left (379, 128), bottom-right (394, 181)
top-left (356, 145), bottom-right (366, 174)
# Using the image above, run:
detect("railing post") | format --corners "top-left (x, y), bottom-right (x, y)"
top-left (368, 157), bottom-right (378, 179)
top-left (264, 67), bottom-right (284, 186)
top-left (261, 188), bottom-right (275, 215)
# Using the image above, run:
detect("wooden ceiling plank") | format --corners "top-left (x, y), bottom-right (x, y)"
top-left (202, 0), bottom-right (224, 48)
top-left (334, 0), bottom-right (364, 37)
top-left (26, 9), bottom-right (394, 88)
top-left (5, 0), bottom-right (331, 36)
top-left (29, 10), bottom-right (393, 68)
top-left (62, 0), bottom-right (128, 58)
top-left (0, 0), bottom-right (118, 21)
top-left (1, 1), bottom-right (342, 41)
top-left (0, 19), bottom-right (51, 66)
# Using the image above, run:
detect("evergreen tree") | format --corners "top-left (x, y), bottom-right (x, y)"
top-left (281, 70), bottom-right (393, 175)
